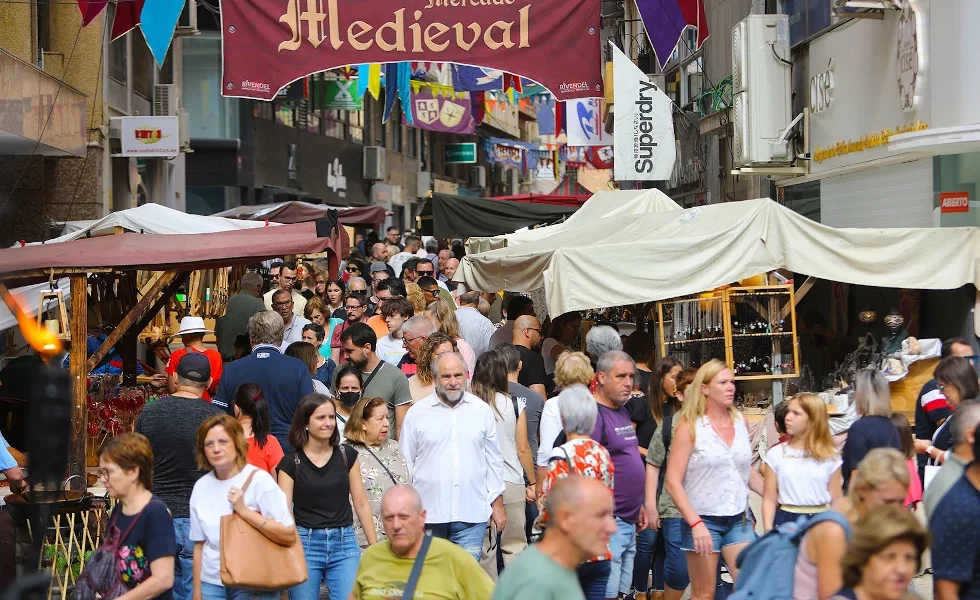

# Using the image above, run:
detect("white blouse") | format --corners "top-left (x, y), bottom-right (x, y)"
top-left (683, 415), bottom-right (752, 517)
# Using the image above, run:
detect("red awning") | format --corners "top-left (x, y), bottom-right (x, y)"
top-left (491, 194), bottom-right (591, 207)
top-left (0, 221), bottom-right (344, 282)
top-left (213, 202), bottom-right (388, 229)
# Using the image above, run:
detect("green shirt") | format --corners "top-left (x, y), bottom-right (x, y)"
top-left (646, 421), bottom-right (682, 519)
top-left (353, 538), bottom-right (493, 600)
top-left (491, 546), bottom-right (584, 600)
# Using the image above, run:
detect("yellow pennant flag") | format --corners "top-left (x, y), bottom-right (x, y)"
top-left (367, 64), bottom-right (382, 100)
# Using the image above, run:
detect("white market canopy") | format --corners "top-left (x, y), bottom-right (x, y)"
top-left (0, 278), bottom-right (71, 332)
top-left (31, 203), bottom-right (277, 246)
top-left (465, 189), bottom-right (682, 253)
top-left (456, 198), bottom-right (980, 317)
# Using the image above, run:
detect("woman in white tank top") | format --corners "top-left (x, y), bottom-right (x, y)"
top-left (664, 359), bottom-right (763, 600)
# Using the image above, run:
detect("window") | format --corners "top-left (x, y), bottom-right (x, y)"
top-left (36, 0), bottom-right (51, 64)
top-left (392, 108), bottom-right (403, 153)
top-left (109, 34), bottom-right (128, 83)
top-left (132, 37), bottom-right (153, 99)
top-left (182, 34), bottom-right (239, 138)
top-left (406, 126), bottom-right (417, 158)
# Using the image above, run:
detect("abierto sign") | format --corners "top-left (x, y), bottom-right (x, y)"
top-left (611, 43), bottom-right (674, 181)
top-left (940, 192), bottom-right (969, 214)
top-left (220, 0), bottom-right (601, 102)
top-left (118, 116), bottom-right (179, 157)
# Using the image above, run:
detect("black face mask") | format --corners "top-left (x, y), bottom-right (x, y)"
top-left (338, 392), bottom-right (361, 408)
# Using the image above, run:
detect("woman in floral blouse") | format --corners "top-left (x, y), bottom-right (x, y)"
top-left (540, 384), bottom-right (615, 600)
top-left (342, 396), bottom-right (410, 547)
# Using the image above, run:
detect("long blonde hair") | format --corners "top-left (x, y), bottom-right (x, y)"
top-left (425, 298), bottom-right (460, 339)
top-left (790, 393), bottom-right (838, 461)
top-left (849, 447), bottom-right (909, 514)
top-left (678, 359), bottom-right (738, 442)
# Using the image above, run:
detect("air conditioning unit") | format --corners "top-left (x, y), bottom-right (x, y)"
top-left (364, 146), bottom-right (386, 180)
top-left (179, 108), bottom-right (192, 153)
top-left (175, 0), bottom-right (199, 36)
top-left (417, 171), bottom-right (432, 197)
top-left (492, 165), bottom-right (506, 184)
top-left (470, 165), bottom-right (486, 188)
top-left (153, 84), bottom-right (178, 117)
top-left (731, 14), bottom-right (792, 167)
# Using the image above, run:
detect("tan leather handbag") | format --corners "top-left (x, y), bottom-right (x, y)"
top-left (219, 469), bottom-right (308, 590)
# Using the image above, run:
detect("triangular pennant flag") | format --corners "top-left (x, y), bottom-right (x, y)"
top-left (356, 64), bottom-right (369, 99)
top-left (368, 64), bottom-right (382, 100)
top-left (503, 73), bottom-right (523, 94)
top-left (111, 0), bottom-right (144, 39)
top-left (398, 62), bottom-right (413, 125)
top-left (77, 0), bottom-right (109, 26)
top-left (139, 0), bottom-right (185, 67)
top-left (556, 101), bottom-right (565, 135)
top-left (383, 63), bottom-right (398, 123)
top-left (472, 91), bottom-right (486, 125)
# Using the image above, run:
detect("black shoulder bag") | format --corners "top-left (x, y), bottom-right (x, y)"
top-left (401, 534), bottom-right (433, 599)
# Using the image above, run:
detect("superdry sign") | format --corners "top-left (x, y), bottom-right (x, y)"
top-left (220, 0), bottom-right (602, 101)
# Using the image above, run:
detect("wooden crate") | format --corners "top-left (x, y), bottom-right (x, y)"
top-left (889, 357), bottom-right (938, 423)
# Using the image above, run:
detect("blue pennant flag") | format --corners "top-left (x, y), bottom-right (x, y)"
top-left (140, 0), bottom-right (185, 67)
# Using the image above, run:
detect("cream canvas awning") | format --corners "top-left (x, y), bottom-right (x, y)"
top-left (455, 198), bottom-right (980, 316)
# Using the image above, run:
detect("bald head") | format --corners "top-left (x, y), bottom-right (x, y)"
top-left (544, 475), bottom-right (617, 561)
top-left (513, 315), bottom-right (542, 350)
top-left (381, 484), bottom-right (423, 516)
top-left (444, 258), bottom-right (459, 281)
top-left (381, 485), bottom-right (427, 557)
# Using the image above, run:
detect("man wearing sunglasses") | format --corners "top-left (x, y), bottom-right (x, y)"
top-left (263, 261), bottom-right (307, 316)
top-left (915, 337), bottom-right (978, 479)
top-left (330, 292), bottom-right (371, 364)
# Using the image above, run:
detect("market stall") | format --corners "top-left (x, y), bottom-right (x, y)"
top-left (417, 192), bottom-right (581, 238)
top-left (213, 201), bottom-right (388, 230)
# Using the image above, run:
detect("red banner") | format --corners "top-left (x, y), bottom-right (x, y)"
top-left (220, 0), bottom-right (602, 102)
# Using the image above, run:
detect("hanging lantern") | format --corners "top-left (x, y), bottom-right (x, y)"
top-left (37, 285), bottom-right (71, 341)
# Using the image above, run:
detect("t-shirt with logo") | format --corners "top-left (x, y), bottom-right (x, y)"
top-left (112, 497), bottom-right (176, 600)
top-left (591, 403), bottom-right (645, 522)
top-left (353, 537), bottom-right (493, 600)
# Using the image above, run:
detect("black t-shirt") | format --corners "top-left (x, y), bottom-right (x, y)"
top-left (626, 393), bottom-right (658, 450)
top-left (112, 497), bottom-right (175, 600)
top-left (134, 396), bottom-right (223, 519)
top-left (517, 346), bottom-right (548, 390)
top-left (278, 445), bottom-right (357, 529)
top-left (841, 415), bottom-right (901, 491)
top-left (330, 307), bottom-right (349, 322)
top-left (635, 369), bottom-right (652, 397)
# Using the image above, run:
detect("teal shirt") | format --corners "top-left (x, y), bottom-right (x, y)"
top-left (491, 546), bottom-right (584, 600)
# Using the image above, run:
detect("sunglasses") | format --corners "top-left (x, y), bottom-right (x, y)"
top-left (346, 266), bottom-right (360, 272)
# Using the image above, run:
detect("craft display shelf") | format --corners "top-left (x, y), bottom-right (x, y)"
top-left (20, 501), bottom-right (109, 600)
top-left (656, 285), bottom-right (800, 383)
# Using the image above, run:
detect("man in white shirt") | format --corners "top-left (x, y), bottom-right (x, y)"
top-left (399, 352), bottom-right (507, 563)
top-left (389, 235), bottom-right (422, 278)
top-left (271, 289), bottom-right (311, 353)
top-left (263, 261), bottom-right (307, 316)
top-left (455, 291), bottom-right (496, 357)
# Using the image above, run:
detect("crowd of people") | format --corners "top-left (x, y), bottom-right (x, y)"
top-left (7, 228), bottom-right (976, 600)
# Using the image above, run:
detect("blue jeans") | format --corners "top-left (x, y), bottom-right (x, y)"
top-left (577, 560), bottom-right (612, 600)
top-left (172, 518), bottom-right (194, 600)
top-left (632, 526), bottom-right (665, 592)
top-left (774, 508), bottom-right (819, 528)
top-left (426, 521), bottom-right (486, 562)
top-left (607, 517), bottom-right (638, 598)
top-left (661, 518), bottom-right (691, 591)
top-left (288, 525), bottom-right (361, 600)
top-left (200, 582), bottom-right (279, 600)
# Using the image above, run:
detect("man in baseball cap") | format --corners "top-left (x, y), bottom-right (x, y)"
top-left (176, 352), bottom-right (212, 387)
top-left (165, 316), bottom-right (224, 401)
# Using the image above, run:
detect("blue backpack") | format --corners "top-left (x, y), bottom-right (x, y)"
top-left (729, 511), bottom-right (851, 600)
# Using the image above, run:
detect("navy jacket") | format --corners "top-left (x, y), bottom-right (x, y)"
top-left (212, 344), bottom-right (314, 452)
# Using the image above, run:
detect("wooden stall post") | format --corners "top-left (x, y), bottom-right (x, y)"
top-left (69, 273), bottom-right (88, 481)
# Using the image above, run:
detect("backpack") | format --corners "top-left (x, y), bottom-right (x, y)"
top-left (729, 511), bottom-right (852, 600)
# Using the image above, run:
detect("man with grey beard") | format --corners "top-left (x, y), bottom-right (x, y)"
top-left (399, 352), bottom-right (506, 563)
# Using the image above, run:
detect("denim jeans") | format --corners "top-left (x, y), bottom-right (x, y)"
top-left (172, 518), bottom-right (194, 600)
top-left (607, 517), bottom-right (638, 598)
top-left (525, 501), bottom-right (539, 543)
top-left (200, 582), bottom-right (279, 600)
top-left (632, 526), bottom-right (665, 593)
top-left (288, 525), bottom-right (361, 600)
top-left (426, 521), bottom-right (487, 562)
top-left (660, 518), bottom-right (690, 591)
top-left (577, 560), bottom-right (612, 600)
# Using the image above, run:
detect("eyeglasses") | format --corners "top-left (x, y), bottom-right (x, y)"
top-left (525, 327), bottom-right (542, 333)
top-left (938, 383), bottom-right (947, 392)
top-left (403, 334), bottom-right (428, 345)
top-left (968, 355), bottom-right (979, 365)
top-left (272, 300), bottom-right (293, 307)
top-left (422, 288), bottom-right (438, 295)
top-left (345, 304), bottom-right (364, 310)
top-left (282, 275), bottom-right (297, 282)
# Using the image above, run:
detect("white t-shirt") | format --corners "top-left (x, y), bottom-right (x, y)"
top-left (189, 465), bottom-right (294, 586)
top-left (376, 333), bottom-right (408, 366)
top-left (540, 338), bottom-right (564, 375)
top-left (763, 443), bottom-right (843, 507)
top-left (536, 396), bottom-right (563, 467)
top-left (492, 392), bottom-right (526, 485)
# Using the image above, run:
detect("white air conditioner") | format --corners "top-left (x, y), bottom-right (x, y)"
top-left (470, 165), bottom-right (486, 188)
top-left (364, 146), bottom-right (386, 180)
top-left (417, 171), bottom-right (432, 197)
top-left (179, 108), bottom-right (192, 153)
top-left (175, 0), bottom-right (199, 36)
top-left (731, 14), bottom-right (792, 167)
top-left (153, 84), bottom-right (178, 117)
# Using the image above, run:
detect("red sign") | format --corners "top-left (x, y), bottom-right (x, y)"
top-left (220, 0), bottom-right (602, 102)
top-left (940, 192), bottom-right (970, 213)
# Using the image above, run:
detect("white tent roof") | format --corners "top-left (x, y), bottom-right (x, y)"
top-left (0, 278), bottom-right (71, 332)
top-left (456, 198), bottom-right (980, 316)
top-left (30, 203), bottom-right (276, 245)
top-left (465, 189), bottom-right (681, 253)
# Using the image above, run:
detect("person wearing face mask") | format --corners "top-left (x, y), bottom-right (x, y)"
top-left (332, 364), bottom-right (364, 441)
top-left (278, 394), bottom-right (376, 600)
top-left (342, 397), bottom-right (410, 548)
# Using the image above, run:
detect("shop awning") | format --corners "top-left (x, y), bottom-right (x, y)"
top-left (455, 198), bottom-right (980, 316)
top-left (213, 201), bottom-right (388, 230)
top-left (418, 193), bottom-right (580, 238)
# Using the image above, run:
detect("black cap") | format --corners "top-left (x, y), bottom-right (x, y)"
top-left (177, 352), bottom-right (211, 383)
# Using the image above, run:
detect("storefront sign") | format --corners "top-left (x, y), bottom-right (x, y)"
top-left (119, 116), bottom-right (179, 157)
top-left (320, 79), bottom-right (362, 110)
top-left (221, 0), bottom-right (602, 102)
top-left (404, 91), bottom-right (475, 133)
top-left (809, 59), bottom-right (834, 115)
top-left (812, 120), bottom-right (928, 164)
top-left (327, 157), bottom-right (347, 196)
top-left (897, 2), bottom-right (919, 111)
top-left (940, 192), bottom-right (970, 213)
top-left (444, 142), bottom-right (477, 164)
top-left (484, 140), bottom-right (523, 168)
top-left (611, 43), bottom-right (672, 180)
top-left (566, 98), bottom-right (612, 147)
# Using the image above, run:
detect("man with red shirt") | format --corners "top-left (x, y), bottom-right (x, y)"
top-left (165, 316), bottom-right (223, 401)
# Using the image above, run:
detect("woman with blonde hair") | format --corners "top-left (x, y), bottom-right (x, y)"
top-left (762, 393), bottom-right (843, 531)
top-left (405, 283), bottom-right (426, 316)
top-left (830, 505), bottom-right (929, 600)
top-left (424, 298), bottom-right (476, 374)
top-left (407, 332), bottom-right (458, 402)
top-left (664, 359), bottom-right (763, 600)
top-left (841, 368), bottom-right (901, 491)
top-left (792, 447), bottom-right (911, 600)
top-left (535, 352), bottom-right (596, 475)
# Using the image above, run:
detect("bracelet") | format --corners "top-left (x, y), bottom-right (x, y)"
top-left (527, 482), bottom-right (536, 487)
top-left (927, 445), bottom-right (937, 459)
top-left (689, 519), bottom-right (703, 529)
top-left (259, 518), bottom-right (268, 530)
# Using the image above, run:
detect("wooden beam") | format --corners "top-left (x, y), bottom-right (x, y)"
top-left (68, 273), bottom-right (88, 481)
top-left (86, 270), bottom-right (179, 372)
top-left (778, 276), bottom-right (817, 321)
top-left (133, 271), bottom-right (189, 334)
